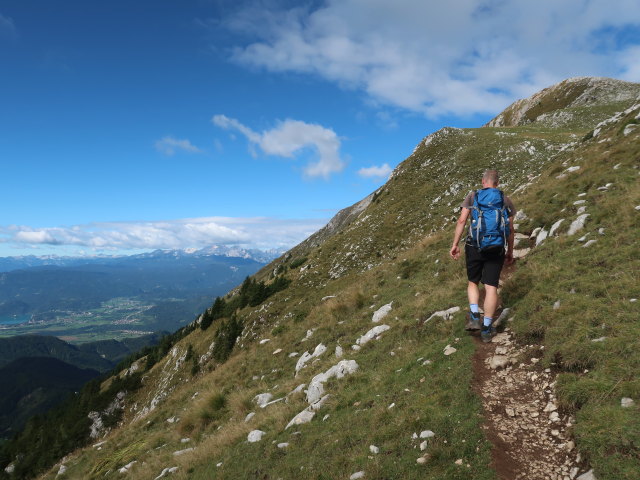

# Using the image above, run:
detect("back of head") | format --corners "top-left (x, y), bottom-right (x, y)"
top-left (482, 169), bottom-right (499, 188)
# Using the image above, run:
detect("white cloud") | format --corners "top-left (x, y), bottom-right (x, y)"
top-left (155, 136), bottom-right (202, 156)
top-left (357, 163), bottom-right (392, 179)
top-left (0, 216), bottom-right (327, 252)
top-left (222, 0), bottom-right (640, 117)
top-left (212, 114), bottom-right (345, 178)
top-left (0, 13), bottom-right (17, 39)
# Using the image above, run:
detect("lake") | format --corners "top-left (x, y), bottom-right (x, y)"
top-left (0, 315), bottom-right (31, 325)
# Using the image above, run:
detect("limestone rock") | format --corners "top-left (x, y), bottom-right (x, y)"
top-left (443, 345), bottom-right (457, 356)
top-left (253, 393), bottom-right (273, 408)
top-left (285, 407), bottom-right (315, 429)
top-left (245, 412), bottom-right (255, 422)
top-left (247, 430), bottom-right (266, 443)
top-left (369, 445), bottom-right (379, 454)
top-left (295, 343), bottom-right (327, 375)
top-left (372, 302), bottom-right (393, 322)
top-left (277, 442), bottom-right (289, 449)
top-left (350, 471), bottom-right (365, 479)
top-left (549, 219), bottom-right (565, 236)
top-left (489, 355), bottom-right (509, 369)
top-left (621, 397), bottom-right (635, 408)
top-left (577, 470), bottom-right (597, 480)
top-left (567, 214), bottom-right (589, 236)
top-left (420, 430), bottom-right (435, 438)
top-left (306, 360), bottom-right (359, 405)
top-left (356, 325), bottom-right (391, 346)
top-left (426, 306), bottom-right (460, 322)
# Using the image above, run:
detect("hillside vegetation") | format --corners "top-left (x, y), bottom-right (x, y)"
top-left (1, 77), bottom-right (638, 480)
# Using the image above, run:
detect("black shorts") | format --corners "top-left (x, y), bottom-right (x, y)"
top-left (465, 243), bottom-right (505, 287)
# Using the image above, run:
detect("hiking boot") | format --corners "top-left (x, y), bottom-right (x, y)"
top-left (481, 325), bottom-right (494, 343)
top-left (465, 311), bottom-right (481, 331)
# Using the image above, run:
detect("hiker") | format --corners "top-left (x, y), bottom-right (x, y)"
top-left (449, 169), bottom-right (515, 342)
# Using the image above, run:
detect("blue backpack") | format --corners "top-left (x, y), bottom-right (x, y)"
top-left (469, 188), bottom-right (511, 252)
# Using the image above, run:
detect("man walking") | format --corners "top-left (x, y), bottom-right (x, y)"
top-left (449, 170), bottom-right (515, 342)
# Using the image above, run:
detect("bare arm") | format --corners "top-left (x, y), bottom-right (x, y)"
top-left (449, 208), bottom-right (470, 260)
top-left (505, 215), bottom-right (515, 264)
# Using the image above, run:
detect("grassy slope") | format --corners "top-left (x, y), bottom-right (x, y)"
top-left (35, 86), bottom-right (640, 480)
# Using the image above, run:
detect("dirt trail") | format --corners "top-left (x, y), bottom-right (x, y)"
top-left (470, 268), bottom-right (594, 480)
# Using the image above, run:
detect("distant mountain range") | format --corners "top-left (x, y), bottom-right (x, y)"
top-left (0, 245), bottom-right (284, 273)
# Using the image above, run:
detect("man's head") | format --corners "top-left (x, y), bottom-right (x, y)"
top-left (482, 169), bottom-right (499, 188)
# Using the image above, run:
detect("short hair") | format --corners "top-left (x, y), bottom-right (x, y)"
top-left (483, 169), bottom-right (499, 186)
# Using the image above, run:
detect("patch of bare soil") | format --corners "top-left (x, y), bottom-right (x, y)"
top-left (471, 323), bottom-right (593, 480)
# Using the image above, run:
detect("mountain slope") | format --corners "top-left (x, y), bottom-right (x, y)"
top-left (1, 77), bottom-right (639, 480)
top-left (0, 357), bottom-right (101, 439)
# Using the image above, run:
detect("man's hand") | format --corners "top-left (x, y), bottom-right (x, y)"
top-left (450, 245), bottom-right (461, 260)
top-left (505, 251), bottom-right (514, 265)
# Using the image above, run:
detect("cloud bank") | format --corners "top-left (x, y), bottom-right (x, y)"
top-left (155, 136), bottom-right (202, 156)
top-left (223, 0), bottom-right (640, 117)
top-left (212, 115), bottom-right (345, 178)
top-left (1, 217), bottom-right (327, 252)
top-left (357, 163), bottom-right (392, 179)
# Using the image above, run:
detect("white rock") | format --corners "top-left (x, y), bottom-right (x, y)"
top-left (549, 219), bottom-right (565, 236)
top-left (295, 343), bottom-right (327, 375)
top-left (489, 355), bottom-right (509, 369)
top-left (420, 430), bottom-right (435, 439)
top-left (247, 430), bottom-right (265, 443)
top-left (387, 403), bottom-right (395, 409)
top-left (288, 352), bottom-right (299, 358)
top-left (550, 411), bottom-right (560, 422)
top-left (621, 397), bottom-right (635, 408)
top-left (577, 469), bottom-right (597, 480)
top-left (259, 339), bottom-right (271, 345)
top-left (583, 239), bottom-right (597, 248)
top-left (598, 228), bottom-right (605, 235)
top-left (420, 440), bottom-right (428, 451)
top-left (253, 393), bottom-right (273, 408)
top-left (273, 348), bottom-right (282, 355)
top-left (245, 412), bottom-right (255, 422)
top-left (154, 467), bottom-right (179, 480)
top-left (513, 248), bottom-right (530, 258)
top-left (573, 200), bottom-right (586, 205)
top-left (514, 210), bottom-right (527, 221)
top-left (567, 214), bottom-right (589, 236)
top-left (425, 306), bottom-right (460, 322)
top-left (306, 360), bottom-right (359, 405)
top-left (553, 300), bottom-right (561, 310)
top-left (372, 302), bottom-right (393, 322)
top-left (335, 345), bottom-right (343, 358)
top-left (173, 448), bottom-right (194, 456)
top-left (455, 459), bottom-right (463, 465)
top-left (369, 445), bottom-right (380, 454)
top-left (119, 461), bottom-right (137, 474)
top-left (566, 166), bottom-right (581, 173)
top-left (544, 402), bottom-right (558, 412)
top-left (57, 465), bottom-right (66, 475)
top-left (180, 438), bottom-right (190, 443)
top-left (531, 227), bottom-right (542, 238)
top-left (591, 337), bottom-right (606, 342)
top-left (577, 206), bottom-right (587, 214)
top-left (277, 442), bottom-right (289, 449)
top-left (350, 472), bottom-right (365, 480)
top-left (536, 228), bottom-right (549, 246)
top-left (635, 205), bottom-right (640, 211)
top-left (356, 325), bottom-right (391, 346)
top-left (285, 408), bottom-right (315, 429)
top-left (321, 295), bottom-right (336, 301)
top-left (443, 345), bottom-right (457, 356)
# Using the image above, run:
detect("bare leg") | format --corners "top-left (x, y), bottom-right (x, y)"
top-left (467, 281), bottom-right (480, 306)
top-left (484, 285), bottom-right (498, 319)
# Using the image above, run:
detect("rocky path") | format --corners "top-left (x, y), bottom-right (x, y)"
top-left (472, 323), bottom-right (595, 480)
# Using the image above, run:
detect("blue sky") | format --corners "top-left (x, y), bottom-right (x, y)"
top-left (1, 0), bottom-right (639, 257)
